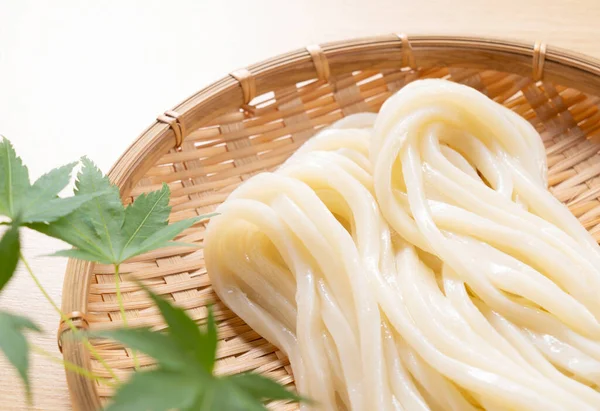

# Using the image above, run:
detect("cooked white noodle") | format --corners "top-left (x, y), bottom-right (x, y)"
top-left (204, 79), bottom-right (600, 410)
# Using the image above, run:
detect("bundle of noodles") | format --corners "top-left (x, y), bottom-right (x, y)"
top-left (204, 79), bottom-right (600, 410)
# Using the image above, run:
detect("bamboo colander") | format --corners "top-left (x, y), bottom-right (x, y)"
top-left (60, 34), bottom-right (600, 410)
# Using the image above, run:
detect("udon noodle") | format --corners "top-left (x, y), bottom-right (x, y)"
top-left (204, 79), bottom-right (600, 410)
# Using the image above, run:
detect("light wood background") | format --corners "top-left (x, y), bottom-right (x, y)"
top-left (2, 0), bottom-right (600, 409)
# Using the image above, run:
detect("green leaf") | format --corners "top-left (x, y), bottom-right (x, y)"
top-left (19, 162), bottom-right (76, 222)
top-left (226, 373), bottom-right (303, 402)
top-left (204, 308), bottom-right (217, 373)
top-left (73, 157), bottom-right (124, 261)
top-left (97, 287), bottom-right (308, 411)
top-left (33, 159), bottom-right (202, 266)
top-left (22, 193), bottom-right (100, 224)
top-left (93, 328), bottom-right (191, 372)
top-left (212, 383), bottom-right (270, 411)
top-left (105, 369), bottom-right (200, 411)
top-left (51, 248), bottom-right (112, 265)
top-left (120, 184), bottom-right (171, 259)
top-left (0, 225), bottom-right (20, 291)
top-left (28, 162), bottom-right (76, 199)
top-left (29, 207), bottom-right (108, 263)
top-left (186, 379), bottom-right (267, 411)
top-left (0, 138), bottom-right (93, 225)
top-left (0, 311), bottom-right (40, 402)
top-left (0, 137), bottom-right (30, 219)
top-left (120, 216), bottom-right (200, 262)
top-left (192, 376), bottom-right (296, 411)
top-left (147, 290), bottom-right (217, 374)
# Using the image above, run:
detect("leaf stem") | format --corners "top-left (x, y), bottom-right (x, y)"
top-left (19, 252), bottom-right (121, 383)
top-left (31, 344), bottom-right (117, 387)
top-left (114, 264), bottom-right (140, 370)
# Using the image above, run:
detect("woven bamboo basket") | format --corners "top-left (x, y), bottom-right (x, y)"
top-left (60, 34), bottom-right (600, 410)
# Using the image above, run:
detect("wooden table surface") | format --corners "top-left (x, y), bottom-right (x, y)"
top-left (3, 0), bottom-right (600, 409)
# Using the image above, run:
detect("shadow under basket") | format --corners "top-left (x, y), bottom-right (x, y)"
top-left (60, 34), bottom-right (600, 410)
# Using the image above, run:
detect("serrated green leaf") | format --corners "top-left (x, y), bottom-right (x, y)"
top-left (104, 369), bottom-right (200, 411)
top-left (197, 212), bottom-right (219, 221)
top-left (204, 308), bottom-right (217, 374)
top-left (28, 209), bottom-right (109, 261)
top-left (0, 138), bottom-right (93, 225)
top-left (120, 217), bottom-right (200, 262)
top-left (193, 379), bottom-right (268, 411)
top-left (213, 384), bottom-right (270, 411)
top-left (97, 286), bottom-right (308, 411)
top-left (33, 158), bottom-right (305, 410)
top-left (28, 159), bottom-right (119, 263)
top-left (19, 162), bottom-right (77, 221)
top-left (227, 373), bottom-right (303, 402)
top-left (0, 225), bottom-right (20, 291)
top-left (34, 159), bottom-right (202, 266)
top-left (93, 328), bottom-right (192, 371)
top-left (0, 137), bottom-right (30, 219)
top-left (51, 248), bottom-right (112, 265)
top-left (74, 157), bottom-right (124, 261)
top-left (28, 162), bottom-right (76, 196)
top-left (22, 192), bottom-right (101, 224)
top-left (120, 184), bottom-right (171, 259)
top-left (147, 290), bottom-right (216, 374)
top-left (0, 311), bottom-right (40, 402)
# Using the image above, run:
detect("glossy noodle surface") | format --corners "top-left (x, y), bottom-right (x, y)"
top-left (205, 79), bottom-right (600, 411)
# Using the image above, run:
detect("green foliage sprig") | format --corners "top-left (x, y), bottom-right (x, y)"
top-left (0, 137), bottom-right (306, 410)
top-left (97, 288), bottom-right (305, 411)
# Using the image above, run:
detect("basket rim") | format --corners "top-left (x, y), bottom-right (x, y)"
top-left (59, 33), bottom-right (600, 410)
